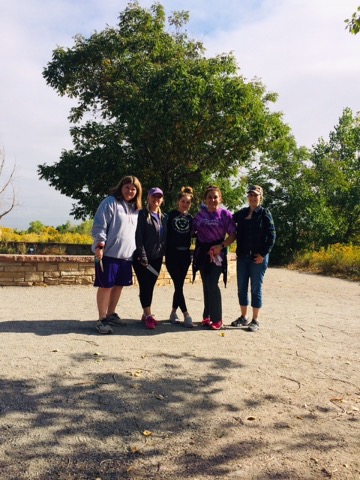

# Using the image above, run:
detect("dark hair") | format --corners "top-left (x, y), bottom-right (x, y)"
top-left (203, 185), bottom-right (222, 200)
top-left (110, 175), bottom-right (143, 210)
top-left (177, 186), bottom-right (194, 201)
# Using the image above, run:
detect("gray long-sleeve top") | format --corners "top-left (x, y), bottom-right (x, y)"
top-left (91, 196), bottom-right (139, 260)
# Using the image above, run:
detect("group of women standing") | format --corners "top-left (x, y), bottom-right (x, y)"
top-left (91, 176), bottom-right (276, 334)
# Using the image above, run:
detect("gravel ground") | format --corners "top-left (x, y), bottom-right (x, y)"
top-left (0, 268), bottom-right (359, 480)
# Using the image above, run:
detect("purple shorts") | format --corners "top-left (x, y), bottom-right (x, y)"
top-left (94, 256), bottom-right (133, 288)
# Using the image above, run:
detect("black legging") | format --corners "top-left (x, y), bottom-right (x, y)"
top-left (133, 257), bottom-right (163, 309)
top-left (165, 250), bottom-right (191, 313)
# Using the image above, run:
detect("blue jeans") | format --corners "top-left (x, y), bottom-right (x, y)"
top-left (237, 254), bottom-right (269, 309)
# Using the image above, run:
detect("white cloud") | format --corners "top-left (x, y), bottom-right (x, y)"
top-left (1, 0), bottom-right (359, 229)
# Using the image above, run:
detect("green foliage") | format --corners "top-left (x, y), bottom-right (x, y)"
top-left (345, 6), bottom-right (360, 34)
top-left (310, 108), bottom-right (360, 244)
top-left (246, 108), bottom-right (360, 263)
top-left (56, 219), bottom-right (93, 235)
top-left (27, 220), bottom-right (47, 234)
top-left (39, 1), bottom-right (290, 218)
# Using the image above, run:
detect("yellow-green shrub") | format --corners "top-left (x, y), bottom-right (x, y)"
top-left (294, 244), bottom-right (360, 281)
top-left (0, 226), bottom-right (92, 244)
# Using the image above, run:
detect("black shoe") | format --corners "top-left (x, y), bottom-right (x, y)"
top-left (231, 316), bottom-right (248, 327)
top-left (247, 319), bottom-right (259, 332)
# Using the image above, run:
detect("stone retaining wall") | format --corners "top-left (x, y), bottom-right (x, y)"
top-left (0, 254), bottom-right (236, 287)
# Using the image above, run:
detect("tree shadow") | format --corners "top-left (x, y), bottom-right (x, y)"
top-left (0, 350), bottom-right (356, 480)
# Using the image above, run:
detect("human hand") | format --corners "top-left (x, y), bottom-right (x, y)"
top-left (95, 249), bottom-right (104, 260)
top-left (209, 247), bottom-right (223, 266)
top-left (253, 254), bottom-right (264, 264)
top-left (138, 257), bottom-right (148, 267)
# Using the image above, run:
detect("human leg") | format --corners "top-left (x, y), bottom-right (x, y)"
top-left (132, 258), bottom-right (151, 310)
top-left (107, 286), bottom-right (123, 315)
top-left (178, 254), bottom-right (193, 327)
top-left (235, 255), bottom-right (251, 322)
top-left (230, 255), bottom-right (252, 327)
top-left (247, 255), bottom-right (269, 332)
top-left (249, 254), bottom-right (269, 311)
top-left (166, 254), bottom-right (181, 322)
top-left (166, 251), bottom-right (191, 311)
top-left (96, 287), bottom-right (112, 320)
top-left (94, 257), bottom-right (132, 331)
top-left (199, 267), bottom-right (210, 323)
top-left (133, 257), bottom-right (162, 328)
top-left (237, 254), bottom-right (251, 308)
top-left (202, 263), bottom-right (222, 326)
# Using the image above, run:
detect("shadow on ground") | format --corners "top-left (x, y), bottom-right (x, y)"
top-left (0, 319), bottom-right (253, 336)
top-left (1, 349), bottom-right (356, 480)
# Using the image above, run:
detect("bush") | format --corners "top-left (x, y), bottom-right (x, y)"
top-left (0, 226), bottom-right (92, 244)
top-left (293, 244), bottom-right (360, 281)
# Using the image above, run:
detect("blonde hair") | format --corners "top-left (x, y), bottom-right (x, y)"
top-left (146, 191), bottom-right (165, 221)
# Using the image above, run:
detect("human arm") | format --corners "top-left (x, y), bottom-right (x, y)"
top-left (211, 210), bottom-right (237, 255)
top-left (91, 197), bottom-right (115, 257)
top-left (134, 211), bottom-right (149, 265)
top-left (259, 209), bottom-right (276, 257)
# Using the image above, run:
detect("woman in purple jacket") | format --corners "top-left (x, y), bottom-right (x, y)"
top-left (192, 186), bottom-right (236, 330)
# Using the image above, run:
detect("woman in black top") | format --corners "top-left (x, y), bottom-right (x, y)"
top-left (133, 187), bottom-right (167, 330)
top-left (232, 185), bottom-right (276, 332)
top-left (166, 187), bottom-right (194, 327)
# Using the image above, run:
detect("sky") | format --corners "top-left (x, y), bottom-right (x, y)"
top-left (0, 0), bottom-right (359, 230)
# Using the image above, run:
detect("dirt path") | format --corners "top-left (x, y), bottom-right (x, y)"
top-left (0, 268), bottom-right (359, 479)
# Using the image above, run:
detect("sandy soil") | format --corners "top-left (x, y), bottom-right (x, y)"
top-left (0, 268), bottom-right (359, 480)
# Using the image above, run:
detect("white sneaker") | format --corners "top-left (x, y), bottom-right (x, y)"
top-left (169, 311), bottom-right (181, 324)
top-left (96, 319), bottom-right (113, 334)
top-left (184, 315), bottom-right (194, 328)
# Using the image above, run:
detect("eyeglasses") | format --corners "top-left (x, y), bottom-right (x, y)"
top-left (248, 193), bottom-right (259, 197)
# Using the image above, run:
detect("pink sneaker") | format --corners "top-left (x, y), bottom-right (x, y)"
top-left (201, 317), bottom-right (211, 327)
top-left (145, 315), bottom-right (156, 329)
top-left (210, 321), bottom-right (223, 330)
top-left (142, 314), bottom-right (159, 325)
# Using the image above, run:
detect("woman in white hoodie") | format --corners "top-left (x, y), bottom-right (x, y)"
top-left (92, 175), bottom-right (142, 334)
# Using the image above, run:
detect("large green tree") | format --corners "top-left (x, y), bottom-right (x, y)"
top-left (310, 108), bottom-right (360, 244)
top-left (245, 137), bottom-right (329, 263)
top-left (39, 1), bottom-right (290, 218)
top-left (247, 108), bottom-right (360, 263)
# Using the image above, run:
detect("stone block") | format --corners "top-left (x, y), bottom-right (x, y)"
top-left (37, 263), bottom-right (59, 272)
top-left (4, 265), bottom-right (36, 272)
top-left (0, 272), bottom-right (25, 279)
top-left (58, 263), bottom-right (79, 271)
top-left (61, 270), bottom-right (83, 277)
top-left (25, 272), bottom-right (45, 282)
top-left (75, 276), bottom-right (94, 285)
top-left (44, 271), bottom-right (61, 278)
